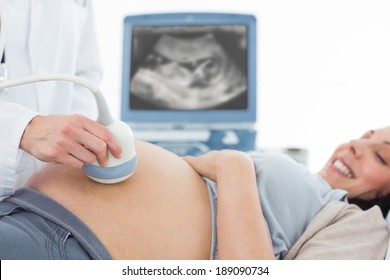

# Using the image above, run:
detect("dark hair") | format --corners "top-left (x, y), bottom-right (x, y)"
top-left (349, 194), bottom-right (390, 217)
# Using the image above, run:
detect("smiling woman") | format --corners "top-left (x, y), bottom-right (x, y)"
top-left (320, 127), bottom-right (390, 202)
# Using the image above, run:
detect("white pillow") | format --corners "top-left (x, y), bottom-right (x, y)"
top-left (385, 212), bottom-right (390, 259)
top-left (387, 211), bottom-right (390, 231)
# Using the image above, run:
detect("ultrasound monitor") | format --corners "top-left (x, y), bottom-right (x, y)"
top-left (120, 13), bottom-right (258, 155)
top-left (121, 13), bottom-right (257, 126)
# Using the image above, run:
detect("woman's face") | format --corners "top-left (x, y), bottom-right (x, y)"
top-left (319, 127), bottom-right (390, 200)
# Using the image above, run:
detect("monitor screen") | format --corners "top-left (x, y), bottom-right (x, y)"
top-left (121, 13), bottom-right (257, 124)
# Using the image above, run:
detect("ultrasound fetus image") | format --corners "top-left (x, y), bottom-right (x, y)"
top-left (129, 25), bottom-right (247, 110)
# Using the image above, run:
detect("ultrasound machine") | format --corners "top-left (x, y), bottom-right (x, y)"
top-left (120, 13), bottom-right (257, 156)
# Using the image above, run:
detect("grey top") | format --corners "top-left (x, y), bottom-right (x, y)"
top-left (248, 152), bottom-right (348, 259)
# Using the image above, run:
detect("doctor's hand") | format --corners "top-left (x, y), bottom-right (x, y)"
top-left (19, 115), bottom-right (122, 168)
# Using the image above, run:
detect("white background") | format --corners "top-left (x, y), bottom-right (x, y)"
top-left (93, 0), bottom-right (390, 172)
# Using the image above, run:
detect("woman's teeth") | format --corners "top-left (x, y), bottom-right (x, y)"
top-left (333, 159), bottom-right (353, 178)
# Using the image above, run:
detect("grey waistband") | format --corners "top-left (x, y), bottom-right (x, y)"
top-left (205, 178), bottom-right (218, 260)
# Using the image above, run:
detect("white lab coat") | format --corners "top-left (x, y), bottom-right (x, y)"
top-left (0, 0), bottom-right (103, 196)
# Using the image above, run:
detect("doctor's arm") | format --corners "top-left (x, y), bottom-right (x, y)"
top-left (0, 102), bottom-right (38, 195)
top-left (184, 151), bottom-right (275, 259)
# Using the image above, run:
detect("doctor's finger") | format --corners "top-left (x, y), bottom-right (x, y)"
top-left (82, 119), bottom-right (122, 159)
top-left (74, 129), bottom-right (109, 167)
top-left (68, 142), bottom-right (99, 166)
top-left (49, 137), bottom-right (98, 167)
